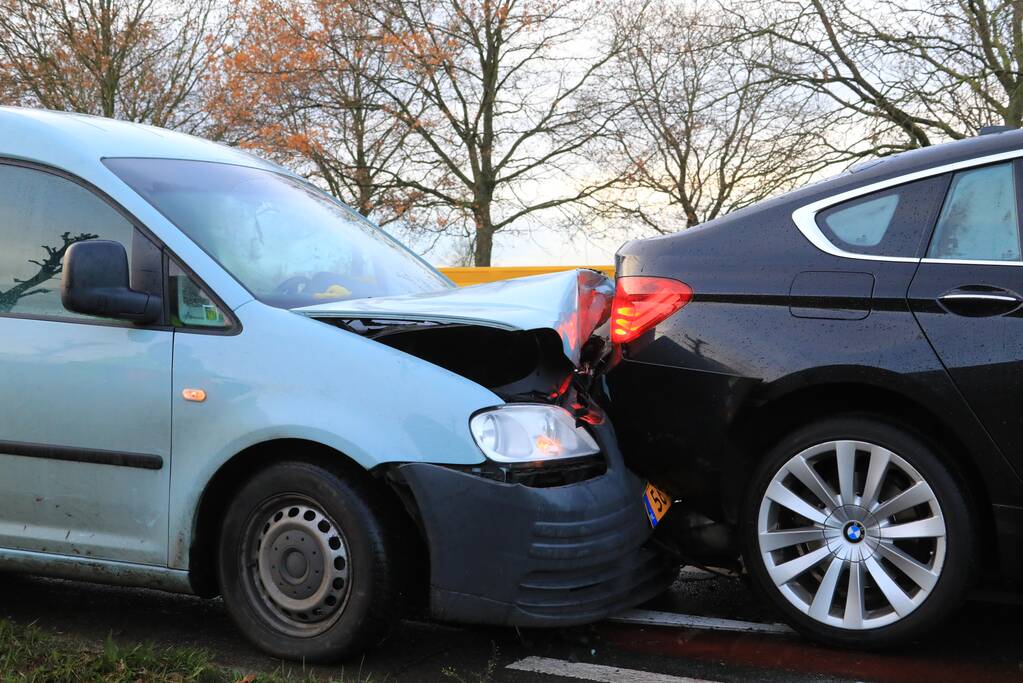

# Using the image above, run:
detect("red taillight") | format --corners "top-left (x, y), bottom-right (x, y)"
top-left (611, 276), bottom-right (693, 344)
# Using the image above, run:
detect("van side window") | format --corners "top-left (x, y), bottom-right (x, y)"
top-left (169, 261), bottom-right (229, 329)
top-left (816, 174), bottom-right (950, 258)
top-left (927, 163), bottom-right (1020, 261)
top-left (0, 164), bottom-right (135, 319)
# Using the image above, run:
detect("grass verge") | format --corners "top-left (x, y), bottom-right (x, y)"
top-left (0, 619), bottom-right (369, 683)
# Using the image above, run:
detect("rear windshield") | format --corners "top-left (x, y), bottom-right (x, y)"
top-left (106, 158), bottom-right (451, 308)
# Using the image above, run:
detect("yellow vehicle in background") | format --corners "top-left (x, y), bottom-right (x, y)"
top-left (440, 265), bottom-right (615, 287)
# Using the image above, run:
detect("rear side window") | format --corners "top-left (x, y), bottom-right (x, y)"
top-left (0, 164), bottom-right (136, 320)
top-left (926, 163), bottom-right (1020, 261)
top-left (816, 174), bottom-right (949, 258)
top-left (822, 194), bottom-right (898, 247)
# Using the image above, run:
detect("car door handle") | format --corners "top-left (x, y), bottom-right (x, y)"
top-left (940, 293), bottom-right (1019, 303)
top-left (938, 286), bottom-right (1023, 316)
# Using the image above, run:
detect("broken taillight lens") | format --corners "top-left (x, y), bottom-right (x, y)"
top-left (611, 276), bottom-right (693, 344)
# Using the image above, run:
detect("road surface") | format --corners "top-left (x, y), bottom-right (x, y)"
top-left (1, 567), bottom-right (1020, 682)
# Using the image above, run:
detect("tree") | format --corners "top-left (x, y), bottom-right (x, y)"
top-left (734, 0), bottom-right (1023, 156)
top-left (590, 0), bottom-right (835, 234)
top-left (356, 0), bottom-right (627, 266)
top-left (209, 0), bottom-right (426, 228)
top-left (0, 0), bottom-right (229, 133)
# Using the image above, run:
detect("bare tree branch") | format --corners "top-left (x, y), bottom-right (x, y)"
top-left (0, 0), bottom-right (231, 134)
top-left (586, 0), bottom-right (838, 236)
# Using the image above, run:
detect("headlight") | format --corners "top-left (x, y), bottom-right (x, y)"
top-left (469, 404), bottom-right (601, 463)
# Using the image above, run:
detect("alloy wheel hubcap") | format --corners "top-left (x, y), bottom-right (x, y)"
top-left (248, 499), bottom-right (351, 636)
top-left (757, 440), bottom-right (946, 630)
top-left (823, 506), bottom-right (880, 560)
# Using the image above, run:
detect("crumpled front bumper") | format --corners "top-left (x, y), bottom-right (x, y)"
top-left (398, 426), bottom-right (677, 627)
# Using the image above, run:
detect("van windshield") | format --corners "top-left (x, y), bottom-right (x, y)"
top-left (105, 158), bottom-right (451, 309)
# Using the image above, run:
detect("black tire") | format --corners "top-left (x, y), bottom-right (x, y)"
top-left (741, 415), bottom-right (974, 648)
top-left (217, 460), bottom-right (405, 662)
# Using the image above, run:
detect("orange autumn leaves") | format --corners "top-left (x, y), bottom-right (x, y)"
top-left (209, 0), bottom-right (625, 265)
top-left (210, 0), bottom-right (323, 156)
top-left (208, 0), bottom-right (433, 224)
top-left (0, 0), bottom-right (224, 131)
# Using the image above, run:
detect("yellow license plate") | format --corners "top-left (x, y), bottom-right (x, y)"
top-left (643, 482), bottom-right (672, 528)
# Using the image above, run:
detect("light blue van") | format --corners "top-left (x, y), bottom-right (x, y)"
top-left (0, 108), bottom-right (673, 661)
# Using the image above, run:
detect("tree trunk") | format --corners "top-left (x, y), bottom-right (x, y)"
top-left (473, 227), bottom-right (494, 266)
top-left (1004, 87), bottom-right (1023, 128)
top-left (471, 193), bottom-right (496, 266)
top-left (474, 215), bottom-right (495, 265)
top-left (355, 166), bottom-right (374, 217)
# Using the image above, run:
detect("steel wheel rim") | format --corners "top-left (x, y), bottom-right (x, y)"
top-left (757, 440), bottom-right (946, 630)
top-left (241, 495), bottom-right (352, 638)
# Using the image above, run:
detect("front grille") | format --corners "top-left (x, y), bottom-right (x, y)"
top-left (456, 455), bottom-right (607, 488)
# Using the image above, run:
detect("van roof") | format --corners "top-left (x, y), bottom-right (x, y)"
top-left (0, 106), bottom-right (282, 174)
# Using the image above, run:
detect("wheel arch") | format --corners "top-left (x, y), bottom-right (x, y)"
top-left (186, 438), bottom-right (418, 597)
top-left (726, 379), bottom-right (998, 571)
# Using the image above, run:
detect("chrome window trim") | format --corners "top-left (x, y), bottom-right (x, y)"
top-left (921, 257), bottom-right (1023, 266)
top-left (792, 148), bottom-right (1023, 265)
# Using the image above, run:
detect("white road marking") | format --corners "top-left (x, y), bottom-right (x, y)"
top-left (608, 609), bottom-right (794, 635)
top-left (506, 656), bottom-right (719, 683)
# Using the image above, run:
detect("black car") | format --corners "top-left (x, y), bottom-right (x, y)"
top-left (607, 129), bottom-right (1023, 647)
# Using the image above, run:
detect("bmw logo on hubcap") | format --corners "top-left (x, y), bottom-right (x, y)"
top-left (844, 521), bottom-right (866, 544)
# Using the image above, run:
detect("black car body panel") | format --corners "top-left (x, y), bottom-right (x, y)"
top-left (609, 131), bottom-right (1023, 584)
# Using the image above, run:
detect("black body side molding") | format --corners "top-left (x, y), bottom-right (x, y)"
top-left (0, 439), bottom-right (163, 470)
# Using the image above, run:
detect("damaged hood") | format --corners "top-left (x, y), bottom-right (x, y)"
top-left (295, 269), bottom-right (613, 366)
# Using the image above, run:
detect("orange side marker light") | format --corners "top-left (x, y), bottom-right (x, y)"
top-left (182, 388), bottom-right (207, 403)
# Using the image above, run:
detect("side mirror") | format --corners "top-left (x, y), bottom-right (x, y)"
top-left (61, 240), bottom-right (162, 324)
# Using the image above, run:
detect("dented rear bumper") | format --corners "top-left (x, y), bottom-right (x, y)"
top-left (398, 426), bottom-right (677, 627)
